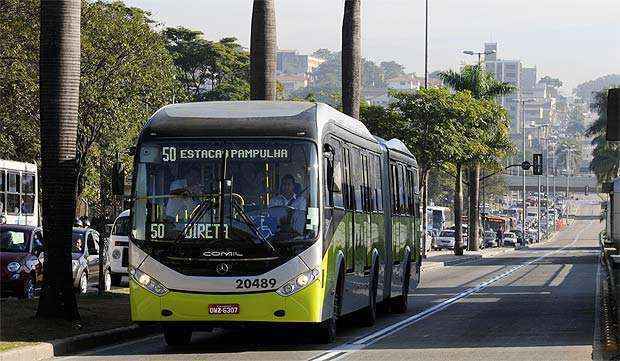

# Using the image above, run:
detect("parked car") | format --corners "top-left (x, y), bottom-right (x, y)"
top-left (503, 232), bottom-right (518, 246)
top-left (483, 230), bottom-right (497, 248)
top-left (72, 227), bottom-right (111, 294)
top-left (108, 210), bottom-right (130, 286)
top-left (435, 230), bottom-right (456, 250)
top-left (0, 224), bottom-right (44, 299)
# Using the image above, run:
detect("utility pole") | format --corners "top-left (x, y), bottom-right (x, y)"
top-left (424, 0), bottom-right (428, 89)
top-left (545, 129), bottom-right (550, 237)
top-left (521, 99), bottom-right (527, 247)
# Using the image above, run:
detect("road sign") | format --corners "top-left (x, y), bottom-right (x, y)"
top-left (521, 161), bottom-right (531, 170)
top-left (533, 154), bottom-right (543, 175)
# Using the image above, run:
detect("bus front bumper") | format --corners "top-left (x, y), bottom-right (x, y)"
top-left (130, 278), bottom-right (326, 324)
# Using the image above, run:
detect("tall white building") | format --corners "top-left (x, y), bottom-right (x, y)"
top-left (483, 44), bottom-right (523, 132)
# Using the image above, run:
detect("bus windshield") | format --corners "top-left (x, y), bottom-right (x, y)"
top-left (131, 139), bottom-right (319, 263)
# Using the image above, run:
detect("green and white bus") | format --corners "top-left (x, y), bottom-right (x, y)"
top-left (127, 101), bottom-right (422, 345)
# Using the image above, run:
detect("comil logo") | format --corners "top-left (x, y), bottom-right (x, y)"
top-left (202, 250), bottom-right (244, 257)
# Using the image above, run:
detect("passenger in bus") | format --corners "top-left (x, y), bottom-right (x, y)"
top-left (165, 167), bottom-right (203, 221)
top-left (269, 174), bottom-right (307, 235)
top-left (72, 237), bottom-right (83, 253)
top-left (235, 162), bottom-right (265, 206)
top-left (165, 179), bottom-right (198, 221)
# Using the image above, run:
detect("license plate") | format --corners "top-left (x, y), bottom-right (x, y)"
top-left (208, 304), bottom-right (240, 315)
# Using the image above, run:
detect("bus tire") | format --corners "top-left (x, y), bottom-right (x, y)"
top-left (360, 265), bottom-right (378, 326)
top-left (315, 267), bottom-right (343, 344)
top-left (164, 326), bottom-right (192, 346)
top-left (392, 259), bottom-right (411, 314)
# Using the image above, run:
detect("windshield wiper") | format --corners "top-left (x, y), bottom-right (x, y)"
top-left (174, 196), bottom-right (217, 244)
top-left (231, 202), bottom-right (278, 255)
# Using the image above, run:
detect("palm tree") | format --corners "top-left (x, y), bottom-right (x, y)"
top-left (341, 0), bottom-right (361, 119)
top-left (587, 89), bottom-right (620, 182)
top-left (36, 0), bottom-right (82, 320)
top-left (439, 65), bottom-right (515, 251)
top-left (250, 0), bottom-right (276, 100)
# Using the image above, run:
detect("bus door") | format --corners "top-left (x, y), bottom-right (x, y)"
top-left (350, 146), bottom-right (367, 274)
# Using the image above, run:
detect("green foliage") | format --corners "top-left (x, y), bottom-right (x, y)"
top-left (586, 89), bottom-right (619, 182)
top-left (0, 0), bottom-right (40, 163)
top-left (1, 0), bottom-right (181, 221)
top-left (164, 27), bottom-right (249, 102)
top-left (438, 64), bottom-right (516, 100)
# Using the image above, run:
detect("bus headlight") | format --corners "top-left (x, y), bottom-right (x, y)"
top-left (276, 268), bottom-right (320, 297)
top-left (128, 266), bottom-right (168, 296)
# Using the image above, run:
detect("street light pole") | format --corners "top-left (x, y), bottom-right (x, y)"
top-left (424, 0), bottom-right (428, 89)
top-left (521, 99), bottom-right (527, 247)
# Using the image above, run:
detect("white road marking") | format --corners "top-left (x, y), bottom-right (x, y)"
top-left (309, 220), bottom-right (593, 361)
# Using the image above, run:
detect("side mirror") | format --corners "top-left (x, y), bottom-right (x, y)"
top-left (111, 162), bottom-right (125, 196)
top-left (607, 88), bottom-right (620, 141)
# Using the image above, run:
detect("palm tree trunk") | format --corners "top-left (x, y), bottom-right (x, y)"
top-left (250, 0), bottom-right (276, 100)
top-left (36, 0), bottom-right (81, 321)
top-left (341, 0), bottom-right (361, 119)
top-left (468, 162), bottom-right (480, 251)
top-left (454, 163), bottom-right (463, 256)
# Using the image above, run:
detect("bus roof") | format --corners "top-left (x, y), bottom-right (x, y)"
top-left (144, 101), bottom-right (375, 141)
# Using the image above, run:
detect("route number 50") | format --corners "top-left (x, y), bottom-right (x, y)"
top-left (150, 224), bottom-right (164, 239)
top-left (162, 147), bottom-right (177, 162)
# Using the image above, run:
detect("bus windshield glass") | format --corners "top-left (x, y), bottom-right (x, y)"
top-left (131, 139), bottom-right (319, 262)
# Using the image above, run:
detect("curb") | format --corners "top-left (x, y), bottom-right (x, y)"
top-left (420, 228), bottom-right (564, 272)
top-left (0, 325), bottom-right (160, 361)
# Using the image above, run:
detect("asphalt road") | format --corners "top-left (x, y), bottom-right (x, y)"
top-left (58, 199), bottom-right (603, 361)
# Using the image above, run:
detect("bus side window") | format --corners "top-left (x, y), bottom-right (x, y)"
top-left (351, 147), bottom-right (363, 212)
top-left (361, 153), bottom-right (372, 212)
top-left (341, 147), bottom-right (351, 210)
top-left (323, 139), bottom-right (343, 208)
top-left (390, 163), bottom-right (398, 213)
top-left (406, 168), bottom-right (414, 216)
top-left (7, 172), bottom-right (20, 215)
top-left (373, 155), bottom-right (383, 212)
top-left (397, 164), bottom-right (407, 215)
top-left (0, 170), bottom-right (5, 214)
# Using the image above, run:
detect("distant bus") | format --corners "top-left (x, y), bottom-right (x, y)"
top-left (0, 160), bottom-right (38, 226)
top-left (127, 101), bottom-right (422, 345)
top-left (427, 206), bottom-right (454, 232)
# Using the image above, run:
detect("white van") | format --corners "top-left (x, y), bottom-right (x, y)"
top-left (108, 210), bottom-right (130, 286)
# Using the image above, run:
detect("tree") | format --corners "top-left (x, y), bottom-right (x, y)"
top-left (250, 0), bottom-right (277, 100)
top-left (2, 0), bottom-right (181, 228)
top-left (163, 27), bottom-right (249, 102)
top-left (341, 0), bottom-right (361, 119)
top-left (439, 65), bottom-right (515, 251)
top-left (587, 89), bottom-right (619, 182)
top-left (0, 0), bottom-right (40, 163)
top-left (363, 88), bottom-right (467, 255)
top-left (380, 61), bottom-right (406, 80)
top-left (36, 0), bottom-right (81, 321)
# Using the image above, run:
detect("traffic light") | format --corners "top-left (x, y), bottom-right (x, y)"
top-left (532, 153), bottom-right (543, 175)
top-left (584, 185), bottom-right (589, 196)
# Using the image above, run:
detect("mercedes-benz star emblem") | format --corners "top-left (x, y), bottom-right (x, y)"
top-left (216, 263), bottom-right (229, 275)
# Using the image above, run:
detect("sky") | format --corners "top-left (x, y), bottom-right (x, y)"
top-left (124, 0), bottom-right (620, 93)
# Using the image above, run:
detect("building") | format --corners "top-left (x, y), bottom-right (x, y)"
top-left (276, 73), bottom-right (308, 94)
top-left (277, 50), bottom-right (325, 76)
top-left (386, 74), bottom-right (423, 91)
top-left (484, 52), bottom-right (523, 132)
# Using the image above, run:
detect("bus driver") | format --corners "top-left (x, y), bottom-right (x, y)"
top-left (269, 174), bottom-right (307, 235)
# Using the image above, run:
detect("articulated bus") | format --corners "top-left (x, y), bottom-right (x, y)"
top-left (127, 102), bottom-right (422, 345)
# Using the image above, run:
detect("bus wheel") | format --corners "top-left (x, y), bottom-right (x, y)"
top-left (315, 270), bottom-right (343, 344)
top-left (361, 267), bottom-right (378, 326)
top-left (164, 326), bottom-right (192, 346)
top-left (392, 260), bottom-right (411, 314)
